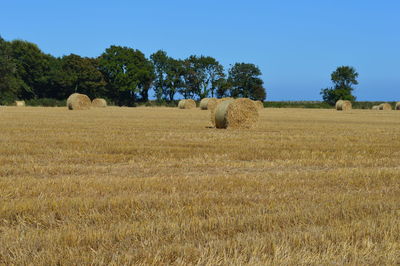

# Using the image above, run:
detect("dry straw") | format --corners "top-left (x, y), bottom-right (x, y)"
top-left (214, 98), bottom-right (259, 129)
top-left (209, 98), bottom-right (233, 126)
top-left (253, 100), bottom-right (264, 110)
top-left (15, 101), bottom-right (25, 107)
top-left (92, 98), bottom-right (107, 108)
top-left (372, 105), bottom-right (380, 110)
top-left (199, 98), bottom-right (216, 110)
top-left (379, 103), bottom-right (392, 110)
top-left (395, 102), bottom-right (400, 110)
top-left (178, 99), bottom-right (196, 109)
top-left (221, 97), bottom-right (233, 101)
top-left (67, 93), bottom-right (91, 110)
top-left (335, 100), bottom-right (352, 111)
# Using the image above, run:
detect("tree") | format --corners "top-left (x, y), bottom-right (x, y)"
top-left (215, 78), bottom-right (230, 98)
top-left (181, 55), bottom-right (204, 99)
top-left (227, 63), bottom-right (266, 100)
top-left (53, 54), bottom-right (106, 99)
top-left (0, 37), bottom-right (19, 104)
top-left (200, 56), bottom-right (225, 98)
top-left (165, 58), bottom-right (184, 101)
top-left (150, 50), bottom-right (169, 102)
top-left (180, 55), bottom-right (225, 99)
top-left (98, 45), bottom-right (153, 106)
top-left (9, 40), bottom-right (53, 100)
top-left (321, 66), bottom-right (358, 105)
top-left (136, 59), bottom-right (155, 102)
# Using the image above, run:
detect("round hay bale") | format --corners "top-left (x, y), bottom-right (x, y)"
top-left (199, 98), bottom-right (217, 110)
top-left (209, 98), bottom-right (233, 126)
top-left (214, 98), bottom-right (259, 129)
top-left (67, 93), bottom-right (91, 110)
top-left (92, 98), bottom-right (107, 108)
top-left (178, 99), bottom-right (196, 109)
top-left (395, 102), bottom-right (400, 110)
top-left (372, 105), bottom-right (380, 110)
top-left (335, 100), bottom-right (352, 111)
top-left (253, 100), bottom-right (264, 110)
top-left (15, 101), bottom-right (25, 107)
top-left (378, 103), bottom-right (392, 110)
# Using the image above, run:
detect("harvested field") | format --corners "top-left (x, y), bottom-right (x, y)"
top-left (0, 107), bottom-right (399, 265)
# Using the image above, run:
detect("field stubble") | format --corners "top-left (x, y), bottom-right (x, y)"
top-left (0, 107), bottom-right (399, 265)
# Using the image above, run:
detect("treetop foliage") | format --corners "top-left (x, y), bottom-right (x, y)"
top-left (321, 66), bottom-right (359, 105)
top-left (0, 36), bottom-right (266, 105)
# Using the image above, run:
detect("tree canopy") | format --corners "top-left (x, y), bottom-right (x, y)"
top-left (226, 63), bottom-right (266, 101)
top-left (0, 36), bottom-right (266, 105)
top-left (321, 66), bottom-right (358, 105)
top-left (0, 37), bottom-right (18, 104)
top-left (98, 45), bottom-right (154, 106)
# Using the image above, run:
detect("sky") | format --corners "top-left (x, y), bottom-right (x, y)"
top-left (1, 0), bottom-right (399, 101)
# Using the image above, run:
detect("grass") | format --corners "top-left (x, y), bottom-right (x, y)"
top-left (0, 106), bottom-right (399, 265)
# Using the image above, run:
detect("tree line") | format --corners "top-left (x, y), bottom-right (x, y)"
top-left (0, 36), bottom-right (266, 106)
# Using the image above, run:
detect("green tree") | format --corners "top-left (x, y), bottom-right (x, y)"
top-left (215, 78), bottom-right (231, 98)
top-left (165, 58), bottom-right (185, 101)
top-left (200, 56), bottom-right (225, 98)
top-left (0, 37), bottom-right (19, 104)
top-left (55, 54), bottom-right (106, 99)
top-left (150, 50), bottom-right (169, 102)
top-left (181, 55), bottom-right (225, 99)
top-left (321, 66), bottom-right (358, 105)
top-left (99, 45), bottom-right (153, 106)
top-left (181, 55), bottom-right (204, 99)
top-left (227, 63), bottom-right (266, 100)
top-left (9, 40), bottom-right (53, 100)
top-left (137, 59), bottom-right (155, 102)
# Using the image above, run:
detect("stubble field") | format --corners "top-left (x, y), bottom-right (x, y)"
top-left (0, 106), bottom-right (399, 265)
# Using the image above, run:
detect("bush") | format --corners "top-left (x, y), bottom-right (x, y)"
top-left (137, 100), bottom-right (179, 107)
top-left (25, 98), bottom-right (66, 107)
top-left (264, 101), bottom-right (332, 109)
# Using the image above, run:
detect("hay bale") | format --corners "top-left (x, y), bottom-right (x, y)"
top-left (335, 100), bottom-right (352, 111)
top-left (214, 98), bottom-right (259, 129)
top-left (178, 99), bottom-right (196, 109)
top-left (67, 93), bottom-right (91, 110)
top-left (15, 101), bottom-right (25, 107)
top-left (92, 98), bottom-right (107, 108)
top-left (378, 103), bottom-right (392, 110)
top-left (199, 98), bottom-right (217, 110)
top-left (372, 105), bottom-right (380, 110)
top-left (209, 98), bottom-right (233, 126)
top-left (253, 100), bottom-right (264, 110)
top-left (395, 102), bottom-right (400, 110)
top-left (206, 98), bottom-right (217, 110)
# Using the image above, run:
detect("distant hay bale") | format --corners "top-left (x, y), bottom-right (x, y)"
top-left (395, 102), bottom-right (400, 110)
top-left (67, 93), bottom-right (91, 110)
top-left (253, 100), bottom-right (264, 110)
top-left (15, 101), bottom-right (25, 107)
top-left (206, 98), bottom-right (217, 110)
top-left (178, 99), bottom-right (196, 109)
top-left (214, 98), bottom-right (259, 129)
top-left (372, 105), bottom-right (380, 110)
top-left (378, 103), bottom-right (392, 110)
top-left (92, 98), bottom-right (107, 108)
top-left (335, 100), bottom-right (352, 111)
top-left (209, 98), bottom-right (233, 126)
top-left (199, 98), bottom-right (216, 110)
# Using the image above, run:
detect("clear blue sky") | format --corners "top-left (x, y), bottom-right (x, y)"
top-left (1, 0), bottom-right (399, 101)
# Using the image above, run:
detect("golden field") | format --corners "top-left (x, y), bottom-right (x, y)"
top-left (0, 106), bottom-right (399, 265)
